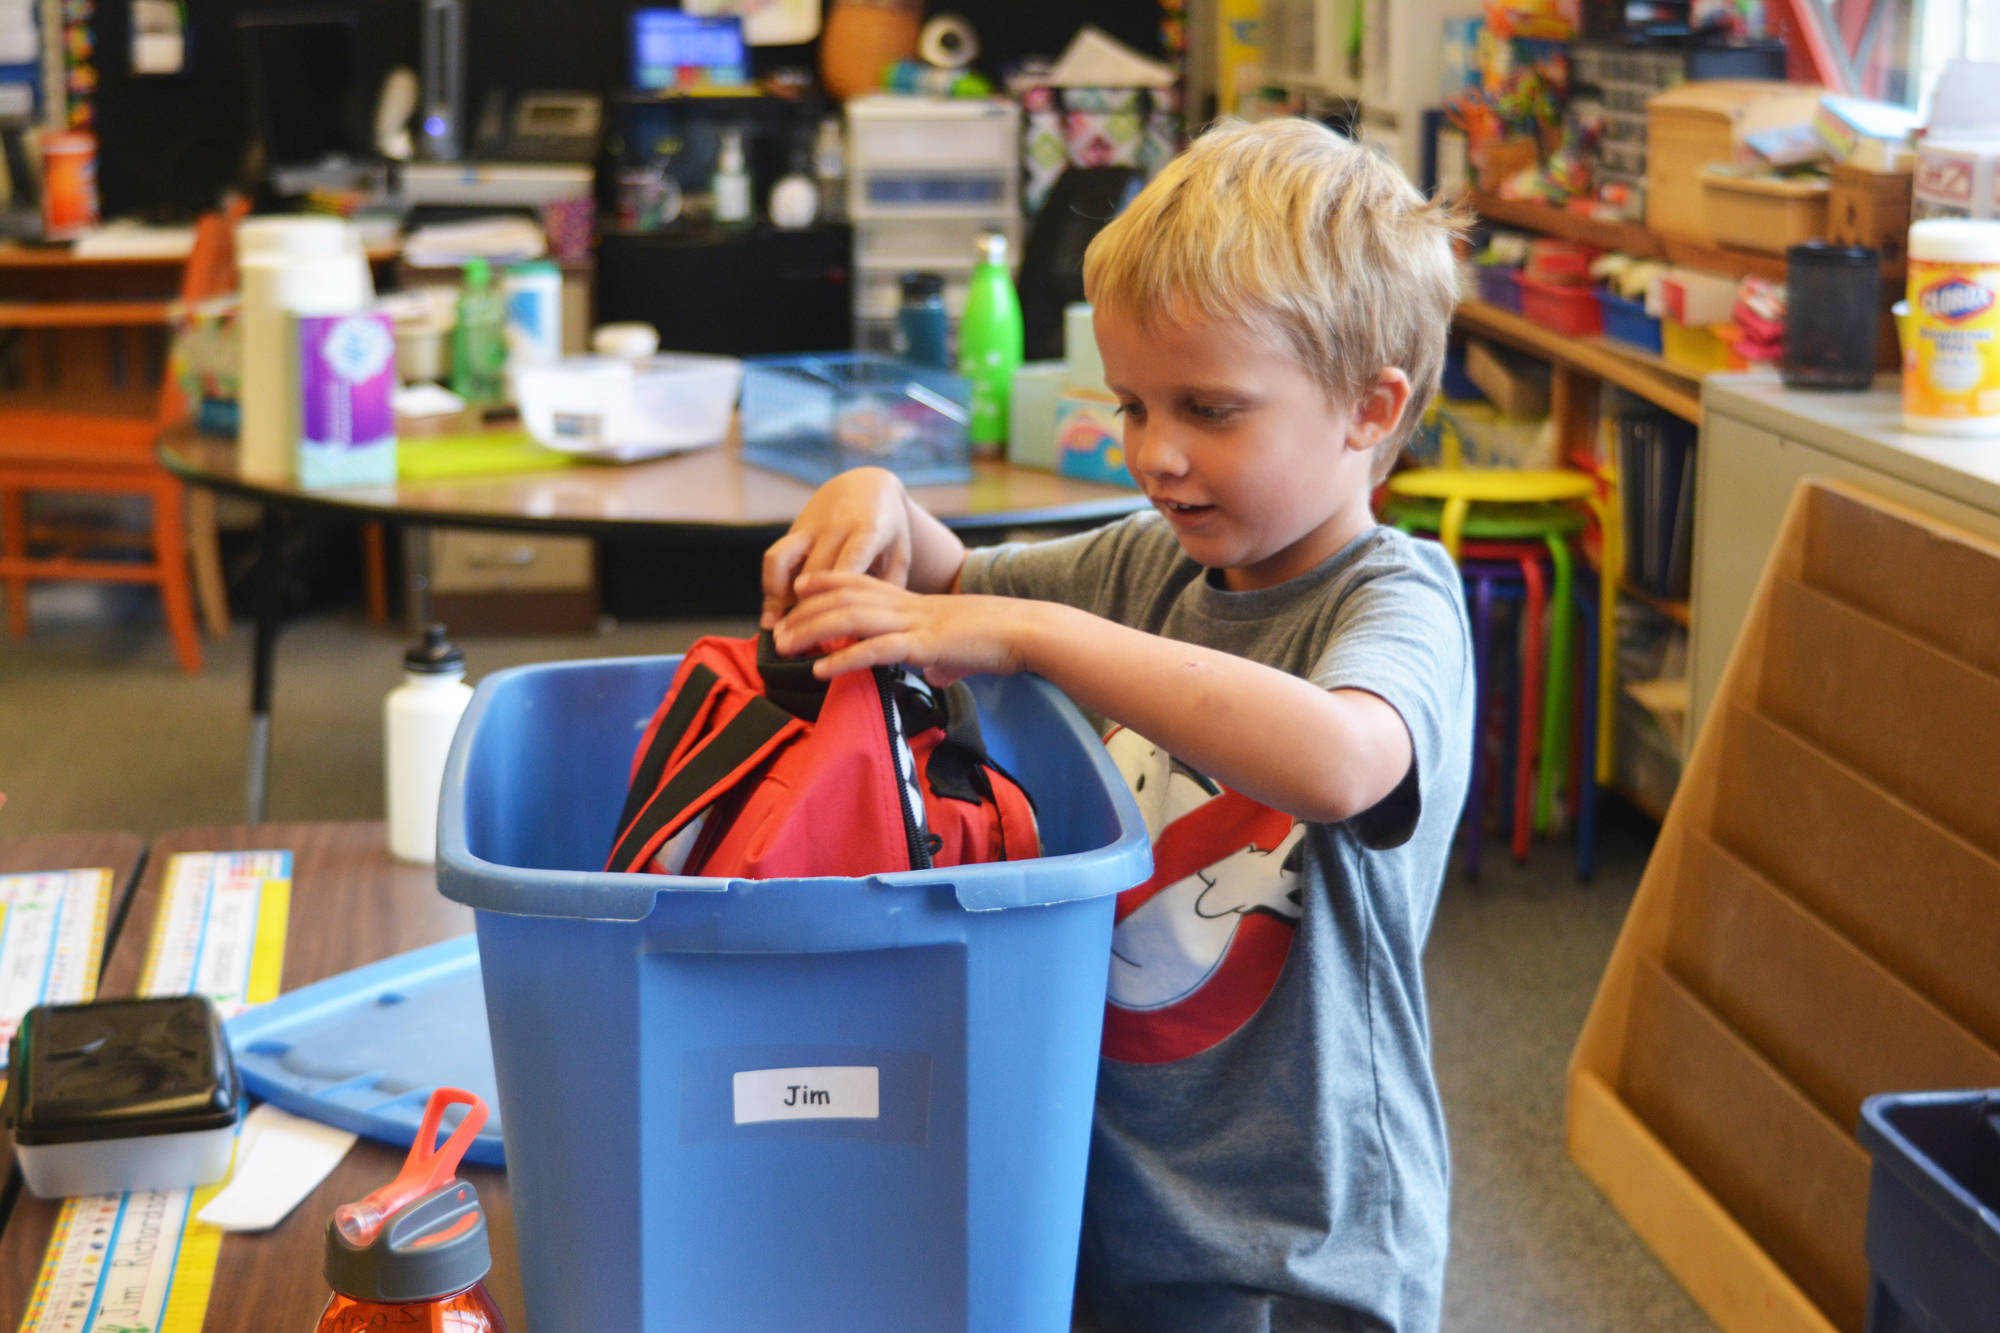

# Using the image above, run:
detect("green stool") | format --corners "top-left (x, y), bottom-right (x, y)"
top-left (1385, 495), bottom-right (1586, 836)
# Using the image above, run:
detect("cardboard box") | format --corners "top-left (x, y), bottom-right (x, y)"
top-left (1463, 339), bottom-right (1551, 418)
top-left (1568, 482), bottom-right (2000, 1333)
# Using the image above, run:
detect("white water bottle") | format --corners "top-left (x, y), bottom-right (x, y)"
top-left (385, 624), bottom-right (474, 864)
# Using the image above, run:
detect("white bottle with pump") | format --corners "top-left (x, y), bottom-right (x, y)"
top-left (385, 624), bottom-right (474, 864)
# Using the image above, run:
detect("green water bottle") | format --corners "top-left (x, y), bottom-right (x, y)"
top-left (452, 257), bottom-right (506, 406)
top-left (957, 231), bottom-right (1023, 457)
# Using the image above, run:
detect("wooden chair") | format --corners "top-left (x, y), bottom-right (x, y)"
top-left (0, 207), bottom-right (240, 672)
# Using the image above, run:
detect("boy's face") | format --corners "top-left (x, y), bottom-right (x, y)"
top-left (1095, 306), bottom-right (1387, 592)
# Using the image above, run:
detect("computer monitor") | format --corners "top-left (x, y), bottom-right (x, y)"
top-left (630, 10), bottom-right (747, 91)
top-left (238, 12), bottom-right (367, 169)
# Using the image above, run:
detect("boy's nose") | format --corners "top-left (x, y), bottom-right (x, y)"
top-left (1125, 428), bottom-right (1189, 481)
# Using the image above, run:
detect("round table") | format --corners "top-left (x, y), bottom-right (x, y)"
top-left (159, 422), bottom-right (1147, 821)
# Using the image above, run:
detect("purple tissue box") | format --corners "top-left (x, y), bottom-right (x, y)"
top-left (298, 310), bottom-right (397, 489)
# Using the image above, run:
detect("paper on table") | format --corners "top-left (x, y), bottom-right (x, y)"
top-left (196, 1102), bottom-right (359, 1232)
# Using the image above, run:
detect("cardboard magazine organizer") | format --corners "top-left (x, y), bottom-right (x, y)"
top-left (1567, 480), bottom-right (2000, 1333)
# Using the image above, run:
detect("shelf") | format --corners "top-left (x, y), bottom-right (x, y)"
top-left (1452, 299), bottom-right (1703, 423)
top-left (1470, 189), bottom-right (1907, 285)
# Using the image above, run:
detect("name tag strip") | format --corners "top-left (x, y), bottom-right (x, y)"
top-left (19, 851), bottom-right (292, 1333)
top-left (0, 868), bottom-right (114, 1065)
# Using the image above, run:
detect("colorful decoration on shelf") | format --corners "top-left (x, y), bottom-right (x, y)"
top-left (62, 0), bottom-right (94, 127)
top-left (1019, 84), bottom-right (1179, 215)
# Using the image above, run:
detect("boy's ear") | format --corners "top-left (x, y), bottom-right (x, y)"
top-left (1343, 369), bottom-right (1412, 453)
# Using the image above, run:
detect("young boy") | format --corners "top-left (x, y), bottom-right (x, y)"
top-left (763, 117), bottom-right (1472, 1331)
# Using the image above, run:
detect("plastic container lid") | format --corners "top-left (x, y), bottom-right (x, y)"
top-left (3, 997), bottom-right (239, 1145)
top-left (1909, 218), bottom-right (2000, 262)
top-left (900, 272), bottom-right (945, 302)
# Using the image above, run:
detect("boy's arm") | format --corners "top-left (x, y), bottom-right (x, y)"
top-left (774, 576), bottom-right (1412, 825)
top-left (1022, 604), bottom-right (1413, 825)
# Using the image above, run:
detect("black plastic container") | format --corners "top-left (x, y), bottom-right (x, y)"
top-left (1782, 242), bottom-right (1881, 390)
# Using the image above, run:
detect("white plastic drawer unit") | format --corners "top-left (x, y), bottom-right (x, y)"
top-left (855, 217), bottom-right (1014, 270)
top-left (844, 94), bottom-right (1020, 172)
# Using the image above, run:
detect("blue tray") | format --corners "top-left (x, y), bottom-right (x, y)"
top-left (224, 935), bottom-right (503, 1165)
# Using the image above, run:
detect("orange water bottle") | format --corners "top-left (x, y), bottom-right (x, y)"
top-left (315, 1087), bottom-right (506, 1332)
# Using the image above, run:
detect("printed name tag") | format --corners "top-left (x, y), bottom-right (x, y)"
top-left (733, 1066), bottom-right (880, 1124)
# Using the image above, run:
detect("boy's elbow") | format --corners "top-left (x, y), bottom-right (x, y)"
top-left (1294, 769), bottom-right (1399, 826)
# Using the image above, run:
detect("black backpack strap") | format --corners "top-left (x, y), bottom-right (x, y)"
top-left (605, 691), bottom-right (804, 873)
top-left (614, 662), bottom-right (725, 839)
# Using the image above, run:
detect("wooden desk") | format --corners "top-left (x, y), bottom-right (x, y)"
top-left (160, 424), bottom-right (1149, 821)
top-left (0, 822), bottom-right (522, 1331)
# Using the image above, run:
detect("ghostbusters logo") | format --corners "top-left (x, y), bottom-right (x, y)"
top-left (1101, 729), bottom-right (1304, 1064)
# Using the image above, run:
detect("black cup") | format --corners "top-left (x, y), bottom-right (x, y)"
top-left (1782, 242), bottom-right (1881, 390)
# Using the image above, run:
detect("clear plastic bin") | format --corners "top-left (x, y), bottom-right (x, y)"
top-left (436, 655), bottom-right (1151, 1333)
top-left (740, 352), bottom-right (972, 485)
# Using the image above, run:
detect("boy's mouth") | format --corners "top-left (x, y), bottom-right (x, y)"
top-left (1155, 498), bottom-right (1213, 517)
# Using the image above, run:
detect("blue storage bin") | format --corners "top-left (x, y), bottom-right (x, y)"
top-left (1858, 1089), bottom-right (2000, 1332)
top-left (1476, 264), bottom-right (1522, 313)
top-left (1599, 289), bottom-right (1665, 355)
top-left (437, 655), bottom-right (1151, 1333)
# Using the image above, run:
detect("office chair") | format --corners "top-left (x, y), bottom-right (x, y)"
top-left (1017, 166), bottom-right (1144, 362)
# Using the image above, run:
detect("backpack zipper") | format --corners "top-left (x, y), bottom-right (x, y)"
top-left (875, 668), bottom-right (934, 871)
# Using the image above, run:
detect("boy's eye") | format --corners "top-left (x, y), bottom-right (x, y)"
top-left (1186, 401), bottom-right (1241, 423)
top-left (1114, 402), bottom-right (1144, 421)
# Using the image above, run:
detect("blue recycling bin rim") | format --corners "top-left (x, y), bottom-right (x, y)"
top-left (436, 656), bottom-right (1153, 921)
top-left (1858, 1088), bottom-right (2000, 1265)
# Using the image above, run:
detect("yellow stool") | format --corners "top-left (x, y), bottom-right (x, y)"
top-left (1384, 467), bottom-right (1621, 784)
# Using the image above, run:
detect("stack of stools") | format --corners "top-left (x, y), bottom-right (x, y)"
top-left (1384, 468), bottom-right (1616, 880)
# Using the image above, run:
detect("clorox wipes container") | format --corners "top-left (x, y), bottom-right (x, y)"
top-left (1904, 218), bottom-right (2000, 436)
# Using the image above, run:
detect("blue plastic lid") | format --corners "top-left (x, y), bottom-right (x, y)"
top-left (225, 936), bottom-right (503, 1166)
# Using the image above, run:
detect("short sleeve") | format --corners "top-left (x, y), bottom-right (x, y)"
top-left (1310, 550), bottom-right (1471, 850)
top-left (960, 512), bottom-right (1162, 618)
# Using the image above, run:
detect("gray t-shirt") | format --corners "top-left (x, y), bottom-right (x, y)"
top-left (962, 512), bottom-right (1473, 1332)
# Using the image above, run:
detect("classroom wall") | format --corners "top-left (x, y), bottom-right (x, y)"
top-left (91, 0), bottom-right (1168, 218)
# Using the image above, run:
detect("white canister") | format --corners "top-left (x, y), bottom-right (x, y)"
top-left (1903, 218), bottom-right (2000, 437)
top-left (502, 260), bottom-right (564, 371)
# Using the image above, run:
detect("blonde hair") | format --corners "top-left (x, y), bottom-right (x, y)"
top-left (1083, 117), bottom-right (1465, 482)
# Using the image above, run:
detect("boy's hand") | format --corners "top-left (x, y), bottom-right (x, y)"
top-left (773, 571), bottom-right (1040, 686)
top-left (761, 468), bottom-right (914, 629)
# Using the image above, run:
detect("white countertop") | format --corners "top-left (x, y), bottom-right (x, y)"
top-left (1703, 373), bottom-right (2000, 513)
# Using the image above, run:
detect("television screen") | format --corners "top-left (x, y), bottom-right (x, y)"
top-left (630, 10), bottom-right (747, 90)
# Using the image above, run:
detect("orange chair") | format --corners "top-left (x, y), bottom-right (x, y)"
top-left (0, 207), bottom-right (240, 672)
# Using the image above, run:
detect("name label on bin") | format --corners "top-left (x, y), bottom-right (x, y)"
top-left (734, 1066), bottom-right (880, 1124)
top-left (682, 1046), bottom-right (930, 1145)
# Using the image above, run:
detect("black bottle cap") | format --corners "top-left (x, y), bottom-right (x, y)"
top-left (405, 624), bottom-right (465, 674)
top-left (899, 271), bottom-right (944, 301)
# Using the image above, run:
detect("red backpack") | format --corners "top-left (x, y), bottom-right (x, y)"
top-left (605, 633), bottom-right (1040, 878)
